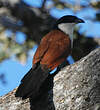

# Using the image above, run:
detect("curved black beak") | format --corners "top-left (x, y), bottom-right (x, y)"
top-left (75, 18), bottom-right (85, 23)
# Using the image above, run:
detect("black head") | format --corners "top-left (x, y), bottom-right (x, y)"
top-left (56, 15), bottom-right (85, 25)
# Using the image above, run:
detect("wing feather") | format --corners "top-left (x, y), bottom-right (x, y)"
top-left (33, 30), bottom-right (71, 70)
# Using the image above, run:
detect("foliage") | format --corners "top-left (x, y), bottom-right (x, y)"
top-left (0, 0), bottom-right (100, 64)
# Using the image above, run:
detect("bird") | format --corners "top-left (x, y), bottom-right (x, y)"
top-left (15, 15), bottom-right (84, 99)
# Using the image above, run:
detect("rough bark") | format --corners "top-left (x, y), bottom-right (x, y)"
top-left (0, 48), bottom-right (100, 110)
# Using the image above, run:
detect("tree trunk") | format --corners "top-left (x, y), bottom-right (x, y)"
top-left (0, 48), bottom-right (100, 110)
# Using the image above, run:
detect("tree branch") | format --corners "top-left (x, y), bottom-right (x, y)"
top-left (0, 0), bottom-right (55, 44)
top-left (40, 0), bottom-right (47, 10)
top-left (0, 48), bottom-right (100, 110)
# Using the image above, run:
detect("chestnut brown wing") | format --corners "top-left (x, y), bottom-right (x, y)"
top-left (33, 30), bottom-right (71, 70)
top-left (40, 32), bottom-right (71, 70)
top-left (33, 30), bottom-right (59, 64)
top-left (33, 34), bottom-right (49, 64)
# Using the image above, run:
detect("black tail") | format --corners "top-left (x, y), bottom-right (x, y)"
top-left (15, 65), bottom-right (49, 99)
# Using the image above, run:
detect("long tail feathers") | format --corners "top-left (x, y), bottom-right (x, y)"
top-left (15, 66), bottom-right (49, 99)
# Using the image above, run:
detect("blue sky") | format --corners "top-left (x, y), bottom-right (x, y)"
top-left (0, 0), bottom-right (100, 96)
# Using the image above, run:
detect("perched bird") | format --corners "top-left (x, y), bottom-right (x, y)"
top-left (15, 15), bottom-right (84, 99)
